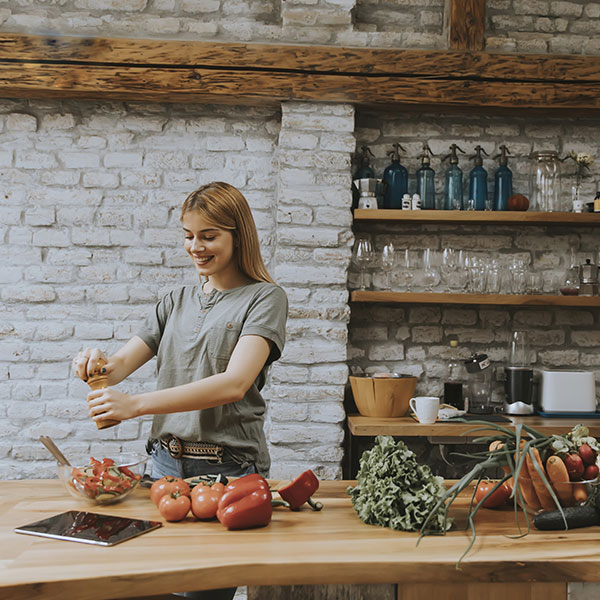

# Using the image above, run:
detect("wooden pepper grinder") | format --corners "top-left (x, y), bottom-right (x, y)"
top-left (87, 358), bottom-right (120, 430)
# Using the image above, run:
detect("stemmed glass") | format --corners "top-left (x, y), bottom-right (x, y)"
top-left (381, 242), bottom-right (396, 290)
top-left (440, 247), bottom-right (457, 292)
top-left (352, 236), bottom-right (374, 290)
top-left (399, 249), bottom-right (415, 291)
top-left (422, 248), bottom-right (440, 292)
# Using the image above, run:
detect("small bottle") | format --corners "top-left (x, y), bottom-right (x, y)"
top-left (442, 144), bottom-right (465, 210)
top-left (594, 191), bottom-right (600, 213)
top-left (401, 193), bottom-right (412, 209)
top-left (493, 145), bottom-right (513, 211)
top-left (468, 145), bottom-right (490, 211)
top-left (416, 143), bottom-right (436, 210)
top-left (444, 340), bottom-right (465, 410)
top-left (411, 193), bottom-right (422, 210)
top-left (382, 143), bottom-right (408, 209)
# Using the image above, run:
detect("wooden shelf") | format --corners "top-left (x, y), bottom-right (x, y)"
top-left (354, 209), bottom-right (600, 225)
top-left (350, 290), bottom-right (600, 307)
top-left (347, 414), bottom-right (600, 438)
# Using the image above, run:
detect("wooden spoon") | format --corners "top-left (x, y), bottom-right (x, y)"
top-left (39, 436), bottom-right (71, 466)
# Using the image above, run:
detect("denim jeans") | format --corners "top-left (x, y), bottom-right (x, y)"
top-left (149, 442), bottom-right (257, 480)
top-left (148, 441), bottom-right (257, 600)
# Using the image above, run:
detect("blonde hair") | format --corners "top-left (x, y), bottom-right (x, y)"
top-left (181, 182), bottom-right (275, 284)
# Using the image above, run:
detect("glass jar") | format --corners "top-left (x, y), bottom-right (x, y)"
top-left (529, 151), bottom-right (562, 212)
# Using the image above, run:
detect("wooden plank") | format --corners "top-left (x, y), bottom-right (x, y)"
top-left (448, 0), bottom-right (486, 51)
top-left (349, 291), bottom-right (600, 307)
top-left (1, 34), bottom-right (600, 111)
top-left (398, 582), bottom-right (566, 600)
top-left (1, 63), bottom-right (600, 110)
top-left (346, 414), bottom-right (600, 437)
top-left (3, 33), bottom-right (600, 82)
top-left (354, 209), bottom-right (600, 226)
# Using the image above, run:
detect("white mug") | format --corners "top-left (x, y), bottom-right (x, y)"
top-left (409, 396), bottom-right (440, 424)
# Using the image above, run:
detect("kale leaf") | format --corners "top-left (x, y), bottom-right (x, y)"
top-left (347, 435), bottom-right (451, 533)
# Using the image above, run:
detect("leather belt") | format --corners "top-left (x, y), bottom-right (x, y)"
top-left (160, 435), bottom-right (224, 462)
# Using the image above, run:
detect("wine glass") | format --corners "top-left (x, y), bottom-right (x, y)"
top-left (399, 249), bottom-right (415, 291)
top-left (380, 242), bottom-right (396, 290)
top-left (440, 247), bottom-right (457, 291)
top-left (352, 236), bottom-right (374, 290)
top-left (422, 248), bottom-right (440, 292)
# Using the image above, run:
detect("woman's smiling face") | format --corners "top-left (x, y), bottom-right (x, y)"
top-left (182, 210), bottom-right (237, 281)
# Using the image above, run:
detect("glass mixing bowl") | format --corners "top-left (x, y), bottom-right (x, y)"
top-left (57, 453), bottom-right (148, 505)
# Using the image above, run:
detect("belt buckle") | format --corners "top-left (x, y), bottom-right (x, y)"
top-left (167, 435), bottom-right (183, 459)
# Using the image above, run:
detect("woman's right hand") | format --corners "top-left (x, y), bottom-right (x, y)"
top-left (72, 348), bottom-right (109, 382)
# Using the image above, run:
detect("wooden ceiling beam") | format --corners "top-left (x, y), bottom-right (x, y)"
top-left (448, 0), bottom-right (486, 51)
top-left (0, 33), bottom-right (599, 113)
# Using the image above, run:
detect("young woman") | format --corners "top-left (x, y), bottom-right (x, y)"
top-left (73, 181), bottom-right (288, 482)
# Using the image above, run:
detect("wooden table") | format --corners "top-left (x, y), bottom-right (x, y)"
top-left (1, 479), bottom-right (600, 600)
top-left (345, 415), bottom-right (600, 478)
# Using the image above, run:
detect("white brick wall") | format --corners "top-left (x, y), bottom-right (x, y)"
top-left (0, 100), bottom-right (283, 479)
top-left (268, 101), bottom-right (354, 480)
top-left (2, 0), bottom-right (596, 53)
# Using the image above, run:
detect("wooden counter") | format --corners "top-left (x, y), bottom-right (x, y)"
top-left (347, 414), bottom-right (600, 438)
top-left (1, 479), bottom-right (600, 599)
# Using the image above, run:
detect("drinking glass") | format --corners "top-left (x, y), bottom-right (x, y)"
top-left (499, 260), bottom-right (513, 294)
top-left (380, 242), bottom-right (396, 290)
top-left (486, 260), bottom-right (500, 294)
top-left (440, 247), bottom-right (457, 291)
top-left (398, 249), bottom-right (415, 291)
top-left (422, 248), bottom-right (440, 292)
top-left (543, 272), bottom-right (557, 294)
top-left (511, 258), bottom-right (527, 294)
top-left (468, 254), bottom-right (486, 293)
top-left (352, 236), bottom-right (374, 290)
top-left (526, 270), bottom-right (543, 295)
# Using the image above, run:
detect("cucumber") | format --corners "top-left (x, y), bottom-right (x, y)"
top-left (534, 505), bottom-right (600, 530)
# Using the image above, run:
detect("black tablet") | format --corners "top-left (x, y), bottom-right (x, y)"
top-left (15, 510), bottom-right (162, 546)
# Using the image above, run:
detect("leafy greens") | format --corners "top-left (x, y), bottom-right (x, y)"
top-left (347, 435), bottom-right (451, 533)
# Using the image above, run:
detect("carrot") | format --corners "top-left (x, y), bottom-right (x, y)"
top-left (514, 446), bottom-right (541, 510)
top-left (525, 447), bottom-right (555, 511)
top-left (545, 455), bottom-right (573, 506)
top-left (573, 483), bottom-right (588, 504)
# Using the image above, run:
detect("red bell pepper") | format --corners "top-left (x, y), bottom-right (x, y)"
top-left (277, 469), bottom-right (323, 511)
top-left (216, 473), bottom-right (273, 530)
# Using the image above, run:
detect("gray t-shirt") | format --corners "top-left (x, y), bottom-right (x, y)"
top-left (137, 280), bottom-right (288, 475)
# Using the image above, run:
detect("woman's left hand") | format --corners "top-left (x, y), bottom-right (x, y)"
top-left (87, 388), bottom-right (139, 422)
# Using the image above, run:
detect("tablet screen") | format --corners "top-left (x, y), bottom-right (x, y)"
top-left (15, 511), bottom-right (162, 546)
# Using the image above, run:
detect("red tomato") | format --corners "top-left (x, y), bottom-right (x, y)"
top-left (583, 464), bottom-right (599, 480)
top-left (475, 480), bottom-right (511, 508)
top-left (158, 492), bottom-right (191, 522)
top-left (578, 444), bottom-right (597, 467)
top-left (150, 476), bottom-right (191, 506)
top-left (191, 484), bottom-right (224, 520)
